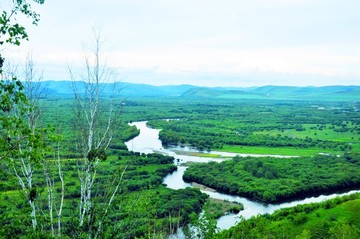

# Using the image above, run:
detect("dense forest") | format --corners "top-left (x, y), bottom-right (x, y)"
top-left (0, 148), bottom-right (208, 238)
top-left (214, 193), bottom-right (360, 239)
top-left (183, 153), bottom-right (360, 203)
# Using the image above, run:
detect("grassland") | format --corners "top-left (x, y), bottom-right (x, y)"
top-left (172, 150), bottom-right (229, 158)
top-left (148, 100), bottom-right (359, 157)
top-left (220, 145), bottom-right (336, 157)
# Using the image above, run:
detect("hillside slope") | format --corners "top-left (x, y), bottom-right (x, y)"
top-left (42, 81), bottom-right (360, 101)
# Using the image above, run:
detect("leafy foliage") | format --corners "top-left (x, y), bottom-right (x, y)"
top-left (0, 0), bottom-right (44, 46)
top-left (184, 154), bottom-right (360, 203)
top-left (0, 146), bottom-right (208, 238)
top-left (0, 79), bottom-right (48, 162)
top-left (214, 193), bottom-right (360, 239)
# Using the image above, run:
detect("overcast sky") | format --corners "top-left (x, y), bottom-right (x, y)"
top-left (4, 0), bottom-right (360, 87)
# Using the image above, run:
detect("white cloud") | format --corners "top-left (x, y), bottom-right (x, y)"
top-left (105, 42), bottom-right (360, 79)
top-left (2, 0), bottom-right (360, 86)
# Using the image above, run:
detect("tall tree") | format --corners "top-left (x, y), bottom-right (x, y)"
top-left (23, 55), bottom-right (65, 237)
top-left (69, 29), bottom-right (125, 238)
top-left (0, 1), bottom-right (47, 234)
top-left (0, 61), bottom-right (47, 231)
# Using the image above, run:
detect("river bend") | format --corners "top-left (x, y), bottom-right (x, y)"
top-left (125, 121), bottom-right (360, 230)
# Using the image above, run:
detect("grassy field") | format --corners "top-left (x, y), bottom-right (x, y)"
top-left (172, 150), bottom-right (230, 158)
top-left (220, 145), bottom-right (338, 157)
top-left (148, 99), bottom-right (359, 157)
top-left (254, 123), bottom-right (360, 153)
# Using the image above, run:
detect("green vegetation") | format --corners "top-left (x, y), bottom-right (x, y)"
top-left (215, 193), bottom-right (360, 239)
top-left (1, 94), bottom-right (360, 237)
top-left (184, 153), bottom-right (360, 203)
top-left (38, 98), bottom-right (140, 157)
top-left (0, 151), bottom-right (208, 238)
top-left (148, 100), bottom-right (359, 156)
top-left (0, 0), bottom-right (44, 47)
top-left (172, 150), bottom-right (228, 158)
top-left (220, 145), bottom-right (338, 157)
top-left (1, 93), bottom-right (360, 237)
top-left (204, 199), bottom-right (244, 219)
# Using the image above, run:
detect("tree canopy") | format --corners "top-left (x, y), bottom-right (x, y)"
top-left (0, 0), bottom-right (45, 69)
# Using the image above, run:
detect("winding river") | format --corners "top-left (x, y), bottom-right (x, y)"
top-left (125, 121), bottom-right (360, 230)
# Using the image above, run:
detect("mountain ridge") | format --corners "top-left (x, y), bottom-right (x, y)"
top-left (41, 80), bottom-right (360, 101)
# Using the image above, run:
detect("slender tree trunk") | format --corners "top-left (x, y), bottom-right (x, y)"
top-left (94, 165), bottom-right (127, 239)
top-left (10, 156), bottom-right (37, 229)
top-left (43, 163), bottom-right (54, 237)
top-left (70, 29), bottom-right (123, 238)
top-left (56, 141), bottom-right (64, 237)
top-left (29, 201), bottom-right (37, 229)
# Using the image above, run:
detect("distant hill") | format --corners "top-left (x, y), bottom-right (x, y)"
top-left (43, 81), bottom-right (194, 98)
top-left (41, 81), bottom-right (360, 101)
top-left (181, 85), bottom-right (360, 101)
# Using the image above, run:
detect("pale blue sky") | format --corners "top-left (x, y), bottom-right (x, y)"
top-left (5, 0), bottom-right (360, 86)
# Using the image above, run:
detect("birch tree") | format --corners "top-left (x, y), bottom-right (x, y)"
top-left (69, 30), bottom-right (125, 238)
top-left (0, 57), bottom-right (64, 237)
top-left (42, 136), bottom-right (65, 238)
top-left (23, 56), bottom-right (65, 237)
top-left (0, 1), bottom-right (66, 237)
top-left (0, 65), bottom-right (46, 231)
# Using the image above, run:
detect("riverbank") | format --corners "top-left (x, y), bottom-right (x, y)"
top-left (219, 145), bottom-right (339, 157)
top-left (126, 121), bottom-right (360, 230)
top-left (172, 149), bottom-right (230, 158)
top-left (215, 193), bottom-right (360, 239)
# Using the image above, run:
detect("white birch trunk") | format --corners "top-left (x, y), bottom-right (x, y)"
top-left (70, 29), bottom-right (123, 238)
top-left (43, 163), bottom-right (54, 237)
top-left (94, 165), bottom-right (127, 239)
top-left (56, 142), bottom-right (64, 237)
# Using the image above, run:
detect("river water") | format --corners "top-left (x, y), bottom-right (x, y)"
top-left (125, 121), bottom-right (360, 230)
